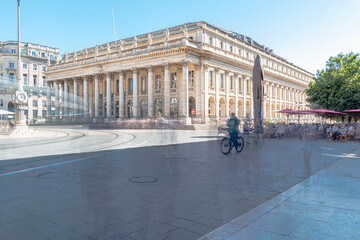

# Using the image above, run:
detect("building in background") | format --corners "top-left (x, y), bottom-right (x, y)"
top-left (0, 41), bottom-right (59, 123)
top-left (46, 21), bottom-right (314, 124)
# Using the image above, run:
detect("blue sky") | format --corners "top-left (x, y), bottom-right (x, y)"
top-left (1, 0), bottom-right (360, 74)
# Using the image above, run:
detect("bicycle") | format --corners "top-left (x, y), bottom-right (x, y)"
top-left (220, 134), bottom-right (245, 155)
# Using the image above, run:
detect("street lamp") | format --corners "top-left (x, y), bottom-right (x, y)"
top-left (14, 0), bottom-right (28, 128)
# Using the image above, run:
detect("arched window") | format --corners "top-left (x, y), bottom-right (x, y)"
top-left (127, 100), bottom-right (133, 118)
top-left (154, 98), bottom-right (163, 117)
top-left (170, 97), bottom-right (179, 118)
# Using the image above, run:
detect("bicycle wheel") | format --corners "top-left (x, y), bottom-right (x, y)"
top-left (235, 136), bottom-right (245, 153)
top-left (220, 138), bottom-right (232, 155)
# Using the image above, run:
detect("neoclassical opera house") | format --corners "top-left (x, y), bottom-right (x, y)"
top-left (46, 21), bottom-right (314, 124)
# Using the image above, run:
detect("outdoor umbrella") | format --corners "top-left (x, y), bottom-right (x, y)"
top-left (342, 109), bottom-right (360, 114)
top-left (252, 54), bottom-right (264, 133)
top-left (307, 109), bottom-right (345, 115)
top-left (0, 109), bottom-right (15, 123)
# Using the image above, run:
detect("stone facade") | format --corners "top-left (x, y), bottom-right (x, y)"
top-left (46, 21), bottom-right (314, 124)
top-left (0, 41), bottom-right (59, 122)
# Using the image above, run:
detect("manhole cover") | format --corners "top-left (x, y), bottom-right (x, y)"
top-left (129, 176), bottom-right (158, 183)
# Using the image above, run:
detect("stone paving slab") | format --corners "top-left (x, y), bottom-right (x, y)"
top-left (1, 127), bottom-right (359, 240)
top-left (199, 148), bottom-right (360, 240)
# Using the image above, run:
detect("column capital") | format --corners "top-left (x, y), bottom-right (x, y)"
top-left (224, 70), bottom-right (230, 75)
top-left (131, 67), bottom-right (138, 72)
top-left (181, 59), bottom-right (191, 66)
top-left (163, 62), bottom-right (170, 70)
top-left (203, 63), bottom-right (210, 70)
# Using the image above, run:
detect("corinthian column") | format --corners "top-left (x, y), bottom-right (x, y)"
top-left (54, 81), bottom-right (60, 118)
top-left (83, 76), bottom-right (88, 118)
top-left (182, 60), bottom-right (189, 118)
top-left (215, 68), bottom-right (220, 118)
top-left (119, 70), bottom-right (125, 118)
top-left (94, 74), bottom-right (99, 118)
top-left (46, 82), bottom-right (51, 118)
top-left (64, 79), bottom-right (68, 117)
top-left (106, 72), bottom-right (111, 119)
top-left (73, 78), bottom-right (78, 117)
top-left (164, 63), bottom-right (170, 117)
top-left (133, 68), bottom-right (138, 118)
top-left (147, 67), bottom-right (154, 117)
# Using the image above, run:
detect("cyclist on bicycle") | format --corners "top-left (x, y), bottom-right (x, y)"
top-left (226, 113), bottom-right (240, 147)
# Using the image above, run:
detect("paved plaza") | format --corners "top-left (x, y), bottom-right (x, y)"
top-left (0, 126), bottom-right (359, 240)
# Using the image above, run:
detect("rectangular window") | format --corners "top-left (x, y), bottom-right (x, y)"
top-left (220, 73), bottom-right (224, 88)
top-left (246, 79), bottom-right (250, 93)
top-left (41, 52), bottom-right (45, 58)
top-left (155, 74), bottom-right (161, 90)
top-left (50, 55), bottom-right (54, 59)
top-left (209, 37), bottom-right (213, 45)
top-left (238, 78), bottom-right (242, 92)
top-left (33, 64), bottom-right (37, 70)
top-left (230, 46), bottom-right (233, 53)
top-left (128, 78), bottom-right (133, 92)
top-left (33, 100), bottom-right (38, 107)
top-left (32, 51), bottom-right (36, 56)
top-left (11, 49), bottom-right (16, 54)
top-left (9, 62), bottom-right (15, 69)
top-left (42, 66), bottom-right (46, 71)
top-left (209, 71), bottom-right (213, 87)
top-left (188, 71), bottom-right (194, 87)
top-left (42, 77), bottom-right (46, 86)
top-left (246, 52), bottom-right (249, 59)
top-left (220, 42), bottom-right (223, 49)
top-left (141, 76), bottom-right (147, 91)
top-left (23, 74), bottom-right (27, 85)
top-left (171, 73), bottom-right (177, 88)
top-left (239, 49), bottom-right (242, 56)
top-left (21, 49), bottom-right (25, 54)
top-left (9, 73), bottom-right (15, 82)
top-left (33, 75), bottom-right (37, 85)
top-left (116, 80), bottom-right (119, 93)
top-left (23, 63), bottom-right (27, 69)
top-left (230, 76), bottom-right (233, 90)
top-left (42, 100), bottom-right (47, 107)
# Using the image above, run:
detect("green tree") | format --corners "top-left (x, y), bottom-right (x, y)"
top-left (306, 52), bottom-right (360, 111)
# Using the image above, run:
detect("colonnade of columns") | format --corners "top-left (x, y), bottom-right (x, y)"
top-left (49, 61), bottom-right (194, 121)
top-left (47, 61), bottom-right (308, 123)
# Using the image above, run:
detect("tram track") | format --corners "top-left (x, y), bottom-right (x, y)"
top-left (0, 130), bottom-right (137, 172)
top-left (0, 130), bottom-right (86, 150)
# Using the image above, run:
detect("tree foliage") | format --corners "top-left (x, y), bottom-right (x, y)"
top-left (306, 52), bottom-right (360, 111)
